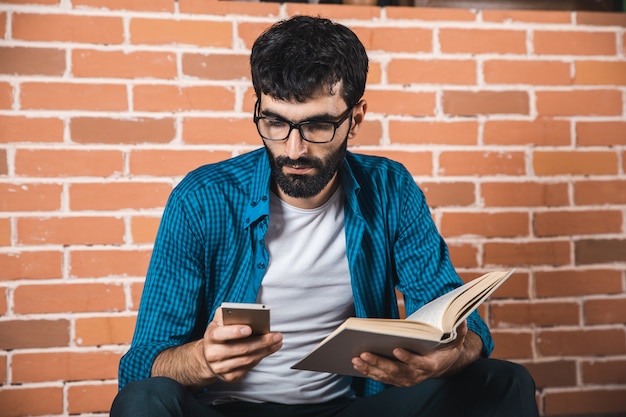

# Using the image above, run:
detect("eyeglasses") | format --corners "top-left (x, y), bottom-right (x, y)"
top-left (253, 100), bottom-right (353, 144)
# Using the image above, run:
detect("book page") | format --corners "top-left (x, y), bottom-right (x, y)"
top-left (406, 281), bottom-right (479, 330)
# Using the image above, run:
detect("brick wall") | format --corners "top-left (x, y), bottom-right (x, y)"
top-left (0, 0), bottom-right (625, 416)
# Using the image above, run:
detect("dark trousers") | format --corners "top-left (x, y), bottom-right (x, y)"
top-left (110, 358), bottom-right (539, 417)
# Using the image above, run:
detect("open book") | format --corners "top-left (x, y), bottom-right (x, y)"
top-left (291, 270), bottom-right (514, 377)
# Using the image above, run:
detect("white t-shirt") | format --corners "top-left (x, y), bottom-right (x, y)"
top-left (203, 186), bottom-right (355, 405)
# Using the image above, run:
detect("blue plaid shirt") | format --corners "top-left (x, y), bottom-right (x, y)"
top-left (118, 148), bottom-right (493, 397)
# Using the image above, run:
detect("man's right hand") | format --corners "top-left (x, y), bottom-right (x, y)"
top-left (151, 307), bottom-right (283, 389)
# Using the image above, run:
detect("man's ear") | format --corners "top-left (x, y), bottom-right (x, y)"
top-left (348, 99), bottom-right (367, 139)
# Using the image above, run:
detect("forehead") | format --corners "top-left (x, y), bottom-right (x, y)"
top-left (260, 90), bottom-right (347, 121)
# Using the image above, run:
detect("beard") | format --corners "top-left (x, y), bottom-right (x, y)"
top-left (265, 138), bottom-right (348, 199)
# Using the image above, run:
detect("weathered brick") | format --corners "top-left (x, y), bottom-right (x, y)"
top-left (0, 387), bottom-right (64, 417)
top-left (12, 350), bottom-right (121, 383)
top-left (534, 210), bottom-right (623, 237)
top-left (13, 283), bottom-right (126, 314)
top-left (481, 181), bottom-right (569, 207)
top-left (389, 120), bottom-right (478, 145)
top-left (535, 269), bottom-right (623, 298)
top-left (443, 91), bottom-right (529, 116)
top-left (538, 328), bottom-right (625, 356)
top-left (75, 315), bottom-right (136, 346)
top-left (584, 298), bottom-right (626, 325)
top-left (440, 211), bottom-right (529, 238)
top-left (575, 239), bottom-right (626, 264)
top-left (0, 319), bottom-right (70, 349)
top-left (0, 46), bottom-right (65, 75)
top-left (524, 360), bottom-right (578, 388)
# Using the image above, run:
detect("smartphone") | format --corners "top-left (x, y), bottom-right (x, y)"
top-left (221, 302), bottom-right (271, 335)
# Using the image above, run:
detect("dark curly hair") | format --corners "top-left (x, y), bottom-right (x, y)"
top-left (250, 15), bottom-right (369, 107)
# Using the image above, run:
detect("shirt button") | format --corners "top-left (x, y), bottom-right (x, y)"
top-left (251, 201), bottom-right (257, 207)
top-left (245, 218), bottom-right (250, 224)
top-left (261, 196), bottom-right (268, 201)
top-left (257, 263), bottom-right (266, 269)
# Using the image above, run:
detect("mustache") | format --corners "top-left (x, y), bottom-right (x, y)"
top-left (275, 156), bottom-right (323, 169)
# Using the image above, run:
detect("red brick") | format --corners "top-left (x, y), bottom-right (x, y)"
top-left (420, 182), bottom-right (475, 207)
top-left (438, 151), bottom-right (526, 176)
top-left (538, 328), bottom-right (625, 356)
top-left (489, 272), bottom-right (530, 299)
top-left (389, 120), bottom-right (478, 145)
top-left (362, 150), bottom-right (432, 176)
top-left (131, 216), bottom-right (160, 244)
top-left (574, 179), bottom-right (626, 205)
top-left (0, 218), bottom-right (9, 246)
top-left (0, 149), bottom-right (6, 175)
top-left (585, 298), bottom-right (626, 325)
top-left (482, 9), bottom-right (571, 23)
top-left (440, 211), bottom-right (529, 238)
top-left (536, 269), bottom-right (623, 298)
top-left (533, 150), bottom-right (618, 175)
top-left (15, 149), bottom-right (123, 177)
top-left (575, 61), bottom-right (626, 85)
top-left (237, 21), bottom-right (275, 50)
top-left (576, 11), bottom-right (626, 26)
top-left (75, 315), bottom-right (136, 346)
top-left (484, 60), bottom-right (571, 85)
top-left (0, 81), bottom-right (12, 109)
top-left (353, 27), bottom-right (432, 53)
top-left (0, 251), bottom-right (62, 281)
top-left (443, 91), bottom-right (529, 116)
top-left (285, 3), bottom-right (381, 21)
top-left (68, 383), bottom-right (119, 415)
top-left (484, 118), bottom-right (570, 146)
top-left (21, 82), bottom-right (128, 111)
top-left (386, 6), bottom-right (477, 21)
top-left (490, 331), bottom-right (534, 359)
top-left (182, 53), bottom-right (250, 80)
top-left (534, 209), bottom-right (623, 237)
top-left (183, 117), bottom-right (257, 146)
top-left (73, 49), bottom-right (177, 79)
top-left (73, 0), bottom-right (173, 12)
top-left (134, 85), bottom-right (235, 112)
top-left (492, 301), bottom-right (579, 327)
top-left (365, 90), bottom-right (436, 116)
top-left (440, 28), bottom-right (526, 54)
top-left (13, 350), bottom-right (120, 383)
top-left (13, 283), bottom-right (125, 314)
top-left (17, 216), bottom-right (125, 245)
top-left (12, 13), bottom-right (124, 44)
top-left (484, 241), bottom-right (571, 266)
top-left (387, 59), bottom-right (476, 85)
top-left (71, 117), bottom-right (175, 144)
top-left (576, 239), bottom-right (626, 264)
top-left (524, 360), bottom-right (578, 388)
top-left (0, 46), bottom-right (65, 75)
top-left (131, 282), bottom-right (144, 310)
top-left (0, 354), bottom-right (5, 384)
top-left (130, 18), bottom-right (232, 47)
top-left (481, 181), bottom-right (569, 207)
top-left (534, 30), bottom-right (616, 55)
top-left (447, 243), bottom-right (479, 268)
top-left (0, 319), bottom-right (69, 349)
top-left (179, 0), bottom-right (280, 16)
top-left (0, 183), bottom-right (62, 211)
top-left (544, 388), bottom-right (626, 416)
top-left (129, 149), bottom-right (231, 176)
top-left (70, 249), bottom-right (152, 278)
top-left (537, 89), bottom-right (622, 116)
top-left (576, 121), bottom-right (626, 146)
top-left (0, 116), bottom-right (64, 143)
top-left (582, 359), bottom-right (626, 384)
top-left (0, 387), bottom-right (63, 417)
top-left (69, 182), bottom-right (171, 210)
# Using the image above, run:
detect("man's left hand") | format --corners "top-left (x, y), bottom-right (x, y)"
top-left (351, 321), bottom-right (482, 387)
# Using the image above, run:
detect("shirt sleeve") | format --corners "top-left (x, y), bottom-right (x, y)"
top-left (392, 168), bottom-right (493, 357)
top-left (118, 188), bottom-right (207, 390)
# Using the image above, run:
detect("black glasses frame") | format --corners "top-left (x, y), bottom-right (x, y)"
top-left (253, 100), bottom-right (354, 144)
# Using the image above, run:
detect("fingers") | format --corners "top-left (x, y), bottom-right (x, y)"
top-left (201, 309), bottom-right (283, 383)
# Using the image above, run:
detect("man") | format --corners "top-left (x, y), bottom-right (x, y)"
top-left (111, 15), bottom-right (539, 417)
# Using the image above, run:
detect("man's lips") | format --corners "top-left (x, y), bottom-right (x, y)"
top-left (283, 164), bottom-right (313, 175)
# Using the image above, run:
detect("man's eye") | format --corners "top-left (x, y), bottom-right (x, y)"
top-left (266, 120), bottom-right (287, 128)
top-left (305, 122), bottom-right (334, 133)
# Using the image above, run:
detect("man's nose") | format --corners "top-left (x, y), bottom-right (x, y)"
top-left (284, 127), bottom-right (307, 160)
